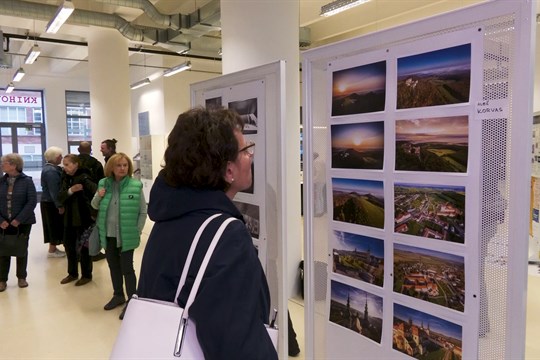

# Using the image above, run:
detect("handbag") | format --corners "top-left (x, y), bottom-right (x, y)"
top-left (110, 213), bottom-right (278, 359)
top-left (0, 229), bottom-right (29, 257)
top-left (87, 224), bottom-right (101, 256)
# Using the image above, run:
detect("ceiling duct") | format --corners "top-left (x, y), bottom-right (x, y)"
top-left (0, 0), bottom-right (220, 55)
top-left (93, 0), bottom-right (180, 30)
top-left (0, 31), bottom-right (12, 69)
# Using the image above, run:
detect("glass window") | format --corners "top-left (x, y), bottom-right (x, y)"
top-left (65, 91), bottom-right (91, 144)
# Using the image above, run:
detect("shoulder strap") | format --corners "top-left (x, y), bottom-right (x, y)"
top-left (174, 213), bottom-right (223, 302)
top-left (181, 216), bottom-right (237, 320)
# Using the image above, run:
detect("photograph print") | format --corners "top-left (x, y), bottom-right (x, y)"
top-left (393, 303), bottom-right (463, 360)
top-left (394, 183), bottom-right (465, 243)
top-left (331, 121), bottom-right (384, 170)
top-left (395, 115), bottom-right (469, 172)
top-left (329, 280), bottom-right (383, 344)
top-left (228, 98), bottom-right (258, 134)
top-left (205, 96), bottom-right (222, 110)
top-left (397, 43), bottom-right (471, 109)
top-left (393, 243), bottom-right (465, 312)
top-left (331, 230), bottom-right (384, 287)
top-left (331, 61), bottom-right (386, 116)
top-left (333, 178), bottom-right (384, 229)
top-left (232, 200), bottom-right (260, 239)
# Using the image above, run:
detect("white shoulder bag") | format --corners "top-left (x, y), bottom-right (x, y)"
top-left (110, 214), bottom-right (277, 359)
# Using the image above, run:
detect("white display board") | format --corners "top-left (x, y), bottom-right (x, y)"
top-left (302, 1), bottom-right (534, 359)
top-left (190, 61), bottom-right (288, 357)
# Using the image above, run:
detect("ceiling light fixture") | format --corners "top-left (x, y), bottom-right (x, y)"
top-left (130, 78), bottom-right (151, 90)
top-left (12, 68), bottom-right (25, 82)
top-left (24, 44), bottom-right (41, 64)
top-left (163, 61), bottom-right (192, 77)
top-left (320, 0), bottom-right (371, 17)
top-left (45, 0), bottom-right (75, 34)
top-left (5, 82), bottom-right (15, 94)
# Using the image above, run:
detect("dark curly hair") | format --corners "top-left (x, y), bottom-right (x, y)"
top-left (162, 107), bottom-right (244, 190)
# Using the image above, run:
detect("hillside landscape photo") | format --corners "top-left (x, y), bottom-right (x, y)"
top-left (333, 178), bottom-right (385, 229)
top-left (397, 44), bottom-right (471, 109)
top-left (396, 116), bottom-right (468, 172)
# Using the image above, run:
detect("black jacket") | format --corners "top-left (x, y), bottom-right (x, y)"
top-left (58, 168), bottom-right (97, 228)
top-left (78, 154), bottom-right (104, 184)
top-left (138, 174), bottom-right (277, 360)
top-left (0, 172), bottom-right (37, 225)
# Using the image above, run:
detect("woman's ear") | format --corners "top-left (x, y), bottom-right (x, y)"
top-left (225, 161), bottom-right (235, 184)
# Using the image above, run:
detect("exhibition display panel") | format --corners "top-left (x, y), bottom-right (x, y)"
top-left (302, 1), bottom-right (534, 359)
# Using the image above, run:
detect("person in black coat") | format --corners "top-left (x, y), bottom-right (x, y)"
top-left (137, 108), bottom-right (277, 359)
top-left (0, 153), bottom-right (37, 291)
top-left (58, 154), bottom-right (97, 286)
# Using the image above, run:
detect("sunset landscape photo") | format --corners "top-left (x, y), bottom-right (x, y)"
top-left (397, 43), bottom-right (471, 109)
top-left (333, 178), bottom-right (385, 229)
top-left (332, 61), bottom-right (386, 116)
top-left (393, 303), bottom-right (463, 359)
top-left (331, 230), bottom-right (384, 287)
top-left (332, 121), bottom-right (384, 169)
top-left (396, 116), bottom-right (468, 172)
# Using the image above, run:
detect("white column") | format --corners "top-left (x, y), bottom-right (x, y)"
top-left (87, 28), bottom-right (132, 160)
top-left (221, 0), bottom-right (302, 355)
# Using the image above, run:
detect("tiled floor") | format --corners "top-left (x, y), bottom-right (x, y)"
top-left (2, 208), bottom-right (540, 359)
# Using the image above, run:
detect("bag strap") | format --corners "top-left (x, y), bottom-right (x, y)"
top-left (181, 216), bottom-right (236, 320)
top-left (174, 213), bottom-right (222, 302)
top-left (173, 214), bottom-right (237, 357)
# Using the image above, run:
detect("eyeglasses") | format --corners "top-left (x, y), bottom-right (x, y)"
top-left (238, 141), bottom-right (255, 156)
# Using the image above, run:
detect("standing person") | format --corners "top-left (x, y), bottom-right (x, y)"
top-left (91, 153), bottom-right (146, 319)
top-left (78, 141), bottom-right (104, 184)
top-left (78, 141), bottom-right (106, 262)
top-left (58, 154), bottom-right (97, 286)
top-left (137, 108), bottom-right (276, 359)
top-left (40, 146), bottom-right (66, 258)
top-left (100, 138), bottom-right (117, 164)
top-left (0, 153), bottom-right (37, 291)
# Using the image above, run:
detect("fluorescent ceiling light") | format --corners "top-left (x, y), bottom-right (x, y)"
top-left (12, 68), bottom-right (25, 82)
top-left (163, 61), bottom-right (191, 77)
top-left (320, 0), bottom-right (371, 17)
top-left (5, 83), bottom-right (15, 94)
top-left (130, 78), bottom-right (151, 90)
top-left (24, 44), bottom-right (41, 64)
top-left (45, 0), bottom-right (75, 34)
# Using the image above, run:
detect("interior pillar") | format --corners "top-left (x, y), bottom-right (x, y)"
top-left (87, 27), bottom-right (132, 161)
top-left (221, 0), bottom-right (302, 345)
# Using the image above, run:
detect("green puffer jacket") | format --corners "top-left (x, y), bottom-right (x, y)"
top-left (97, 176), bottom-right (143, 252)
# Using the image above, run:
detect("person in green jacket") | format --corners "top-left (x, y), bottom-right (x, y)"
top-left (91, 153), bottom-right (147, 319)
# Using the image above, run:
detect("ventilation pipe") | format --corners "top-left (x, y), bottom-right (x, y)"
top-left (0, 0), bottom-right (220, 54)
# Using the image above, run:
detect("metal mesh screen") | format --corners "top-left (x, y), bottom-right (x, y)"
top-left (478, 14), bottom-right (514, 359)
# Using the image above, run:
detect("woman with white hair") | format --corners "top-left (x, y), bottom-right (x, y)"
top-left (41, 147), bottom-right (65, 257)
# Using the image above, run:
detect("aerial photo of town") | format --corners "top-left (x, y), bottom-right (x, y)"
top-left (331, 121), bottom-right (384, 169)
top-left (329, 280), bottom-right (384, 344)
top-left (395, 116), bottom-right (468, 172)
top-left (333, 178), bottom-right (385, 229)
top-left (331, 230), bottom-right (384, 287)
top-left (397, 43), bottom-right (471, 109)
top-left (393, 243), bottom-right (465, 312)
top-left (394, 183), bottom-right (465, 243)
top-left (332, 61), bottom-right (386, 116)
top-left (393, 303), bottom-right (463, 360)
